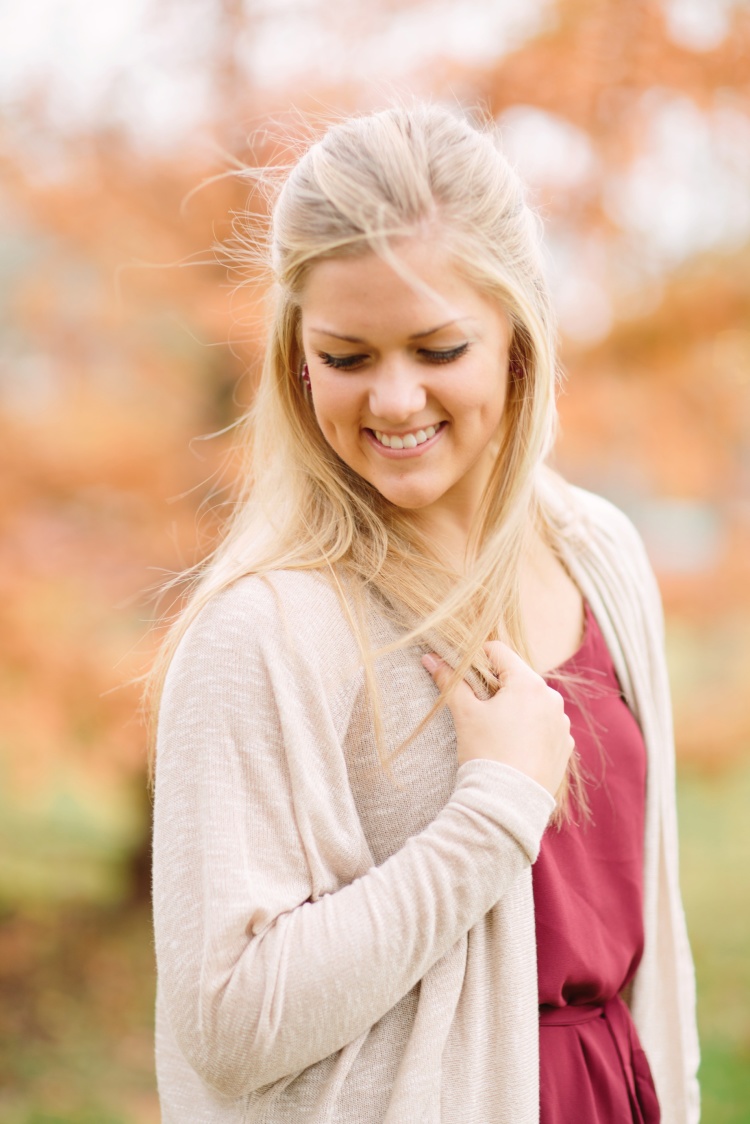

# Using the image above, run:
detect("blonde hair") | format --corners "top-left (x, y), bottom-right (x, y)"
top-left (148, 102), bottom-right (582, 815)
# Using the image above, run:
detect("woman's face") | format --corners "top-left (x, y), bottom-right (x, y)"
top-left (299, 238), bottom-right (513, 530)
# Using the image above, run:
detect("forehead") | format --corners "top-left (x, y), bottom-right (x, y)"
top-left (299, 238), bottom-right (505, 338)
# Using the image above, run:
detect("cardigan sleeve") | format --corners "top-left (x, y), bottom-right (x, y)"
top-left (152, 580), bottom-right (556, 1098)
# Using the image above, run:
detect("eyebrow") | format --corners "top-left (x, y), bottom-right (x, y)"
top-left (308, 318), bottom-right (469, 343)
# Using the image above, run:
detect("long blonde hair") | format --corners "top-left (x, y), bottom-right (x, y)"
top-left (148, 102), bottom-right (577, 803)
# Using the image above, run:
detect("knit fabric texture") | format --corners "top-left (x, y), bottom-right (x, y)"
top-left (152, 481), bottom-right (700, 1123)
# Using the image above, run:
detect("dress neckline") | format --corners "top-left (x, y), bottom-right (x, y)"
top-left (543, 601), bottom-right (592, 680)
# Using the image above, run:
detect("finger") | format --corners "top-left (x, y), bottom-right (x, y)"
top-left (482, 639), bottom-right (531, 678)
top-left (421, 654), bottom-right (477, 706)
top-left (421, 652), bottom-right (450, 690)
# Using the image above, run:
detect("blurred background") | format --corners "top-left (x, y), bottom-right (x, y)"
top-left (1, 0), bottom-right (749, 1120)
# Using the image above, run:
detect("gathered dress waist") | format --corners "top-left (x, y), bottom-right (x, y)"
top-left (534, 601), bottom-right (661, 1124)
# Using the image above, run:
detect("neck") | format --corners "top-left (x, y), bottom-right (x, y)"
top-left (409, 507), bottom-right (477, 576)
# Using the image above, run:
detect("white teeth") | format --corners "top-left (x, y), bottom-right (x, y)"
top-left (372, 423), bottom-right (441, 448)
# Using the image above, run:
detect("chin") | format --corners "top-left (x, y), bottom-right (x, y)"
top-left (375, 487), bottom-right (439, 511)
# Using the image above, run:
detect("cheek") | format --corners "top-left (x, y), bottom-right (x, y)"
top-left (453, 363), bottom-right (508, 419)
top-left (313, 383), bottom-right (361, 439)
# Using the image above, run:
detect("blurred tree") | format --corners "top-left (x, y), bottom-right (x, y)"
top-left (0, 1), bottom-right (749, 1114)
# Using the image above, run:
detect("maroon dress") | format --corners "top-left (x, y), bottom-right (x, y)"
top-left (534, 602), bottom-right (661, 1124)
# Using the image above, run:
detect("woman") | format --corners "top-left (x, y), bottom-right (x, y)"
top-left (151, 104), bottom-right (700, 1123)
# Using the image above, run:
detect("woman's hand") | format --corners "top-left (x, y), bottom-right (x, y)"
top-left (422, 642), bottom-right (574, 798)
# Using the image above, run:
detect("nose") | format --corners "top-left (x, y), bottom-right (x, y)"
top-left (368, 360), bottom-right (427, 423)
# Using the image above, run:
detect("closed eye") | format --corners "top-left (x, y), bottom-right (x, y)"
top-left (317, 352), bottom-right (368, 370)
top-left (317, 342), bottom-right (470, 371)
top-left (419, 343), bottom-right (470, 364)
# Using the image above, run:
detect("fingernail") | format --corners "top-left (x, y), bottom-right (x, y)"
top-left (422, 653), bottom-right (439, 673)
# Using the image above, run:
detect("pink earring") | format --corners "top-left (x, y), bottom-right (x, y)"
top-left (300, 362), bottom-right (312, 397)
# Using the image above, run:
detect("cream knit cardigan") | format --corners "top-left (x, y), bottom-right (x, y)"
top-left (152, 482), bottom-right (701, 1123)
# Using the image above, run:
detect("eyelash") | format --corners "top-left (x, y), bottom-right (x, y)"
top-left (317, 343), bottom-right (470, 371)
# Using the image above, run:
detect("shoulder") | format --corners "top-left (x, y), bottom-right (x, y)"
top-left (164, 569), bottom-right (362, 704)
top-left (179, 570), bottom-right (351, 650)
top-left (539, 469), bottom-right (651, 571)
top-left (571, 486), bottom-right (649, 559)
top-left (570, 487), bottom-right (659, 608)
top-left (539, 469), bottom-right (664, 633)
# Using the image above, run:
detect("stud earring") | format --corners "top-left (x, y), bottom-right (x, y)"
top-left (300, 362), bottom-right (312, 397)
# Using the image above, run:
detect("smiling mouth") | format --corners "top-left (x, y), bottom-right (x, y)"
top-left (369, 422), bottom-right (445, 449)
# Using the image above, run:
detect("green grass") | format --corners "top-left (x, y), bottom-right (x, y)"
top-left (678, 757), bottom-right (750, 1123)
top-left (0, 903), bottom-right (158, 1124)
